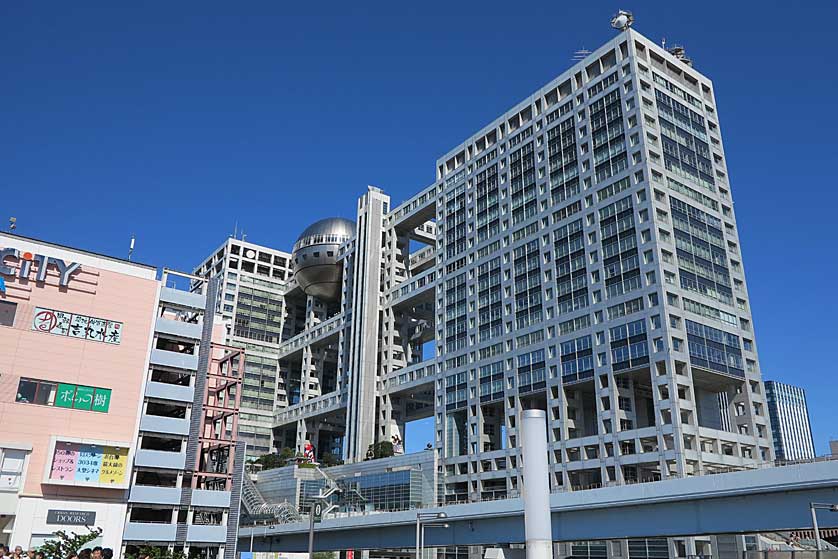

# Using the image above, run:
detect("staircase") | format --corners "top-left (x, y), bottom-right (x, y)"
top-left (241, 476), bottom-right (267, 514)
top-left (241, 476), bottom-right (302, 524)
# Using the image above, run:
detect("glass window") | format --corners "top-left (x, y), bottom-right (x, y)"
top-left (0, 449), bottom-right (26, 490)
top-left (34, 381), bottom-right (56, 406)
top-left (15, 379), bottom-right (106, 412)
top-left (16, 379), bottom-right (38, 404)
top-left (0, 301), bottom-right (16, 327)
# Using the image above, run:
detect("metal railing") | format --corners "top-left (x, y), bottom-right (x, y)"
top-left (744, 553), bottom-right (838, 559)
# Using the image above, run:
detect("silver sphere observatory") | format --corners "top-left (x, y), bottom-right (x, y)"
top-left (291, 217), bottom-right (355, 301)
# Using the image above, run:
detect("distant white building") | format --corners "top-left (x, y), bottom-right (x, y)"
top-left (765, 380), bottom-right (816, 461)
top-left (194, 238), bottom-right (293, 459)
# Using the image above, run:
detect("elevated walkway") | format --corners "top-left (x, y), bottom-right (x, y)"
top-left (240, 459), bottom-right (838, 552)
top-left (274, 390), bottom-right (347, 427)
top-left (276, 312), bottom-right (346, 360)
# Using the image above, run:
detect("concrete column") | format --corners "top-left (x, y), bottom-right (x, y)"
top-left (344, 188), bottom-right (389, 463)
top-left (522, 409), bottom-right (554, 559)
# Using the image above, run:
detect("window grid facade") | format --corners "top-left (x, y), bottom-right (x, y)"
top-left (270, 28), bottom-right (772, 520)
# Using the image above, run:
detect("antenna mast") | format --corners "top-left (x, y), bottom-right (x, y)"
top-left (128, 235), bottom-right (136, 261)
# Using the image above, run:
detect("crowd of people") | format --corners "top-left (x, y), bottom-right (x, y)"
top-left (0, 545), bottom-right (114, 559)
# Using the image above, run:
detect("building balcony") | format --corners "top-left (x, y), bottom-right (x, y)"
top-left (150, 348), bottom-right (199, 372)
top-left (122, 521), bottom-right (178, 542)
top-left (145, 380), bottom-right (195, 403)
top-left (191, 489), bottom-right (231, 508)
top-left (186, 524), bottom-right (227, 543)
top-left (155, 317), bottom-right (203, 341)
top-left (129, 485), bottom-right (181, 505)
top-left (159, 287), bottom-right (206, 311)
top-left (140, 414), bottom-right (190, 436)
top-left (134, 449), bottom-right (187, 470)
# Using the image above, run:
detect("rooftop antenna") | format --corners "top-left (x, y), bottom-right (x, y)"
top-left (661, 37), bottom-right (667, 49)
top-left (610, 10), bottom-right (634, 31)
top-left (572, 48), bottom-right (592, 62)
top-left (128, 235), bottom-right (136, 261)
top-left (241, 230), bottom-right (247, 243)
top-left (232, 220), bottom-right (238, 239)
top-left (668, 44), bottom-right (692, 66)
top-left (8, 217), bottom-right (16, 233)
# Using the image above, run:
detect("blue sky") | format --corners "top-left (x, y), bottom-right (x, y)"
top-left (2, 1), bottom-right (836, 454)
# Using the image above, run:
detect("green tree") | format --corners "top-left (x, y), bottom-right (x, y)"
top-left (256, 447), bottom-right (296, 471)
top-left (38, 527), bottom-right (102, 558)
top-left (319, 451), bottom-right (343, 467)
top-left (365, 440), bottom-right (394, 460)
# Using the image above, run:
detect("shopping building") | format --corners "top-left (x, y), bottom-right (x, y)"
top-left (0, 233), bottom-right (246, 558)
top-left (267, 22), bottom-right (775, 559)
top-left (0, 232), bottom-right (159, 549)
top-left (193, 239), bottom-right (293, 460)
top-left (764, 380), bottom-right (815, 461)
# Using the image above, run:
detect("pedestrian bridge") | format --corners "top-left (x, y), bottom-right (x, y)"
top-left (239, 460), bottom-right (838, 552)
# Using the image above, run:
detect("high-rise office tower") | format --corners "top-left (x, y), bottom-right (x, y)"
top-left (765, 380), bottom-right (815, 461)
top-left (272, 23), bottom-right (774, 513)
top-left (194, 239), bottom-right (293, 459)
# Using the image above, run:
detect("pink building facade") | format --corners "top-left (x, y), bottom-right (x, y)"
top-left (0, 233), bottom-right (159, 550)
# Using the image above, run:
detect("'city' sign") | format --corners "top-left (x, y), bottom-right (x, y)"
top-left (0, 248), bottom-right (81, 287)
top-left (46, 509), bottom-right (96, 525)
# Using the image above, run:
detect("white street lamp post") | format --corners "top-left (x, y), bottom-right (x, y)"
top-left (416, 512), bottom-right (448, 559)
top-left (810, 502), bottom-right (838, 551)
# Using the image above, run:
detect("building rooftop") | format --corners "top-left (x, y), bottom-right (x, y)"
top-left (0, 231), bottom-right (157, 271)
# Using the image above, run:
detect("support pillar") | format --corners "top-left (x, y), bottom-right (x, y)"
top-left (522, 409), bottom-right (554, 559)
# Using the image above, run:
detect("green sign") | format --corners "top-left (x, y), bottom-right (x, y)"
top-left (52, 383), bottom-right (110, 413)
top-left (73, 386), bottom-right (95, 410)
top-left (55, 384), bottom-right (77, 409)
top-left (92, 388), bottom-right (111, 413)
